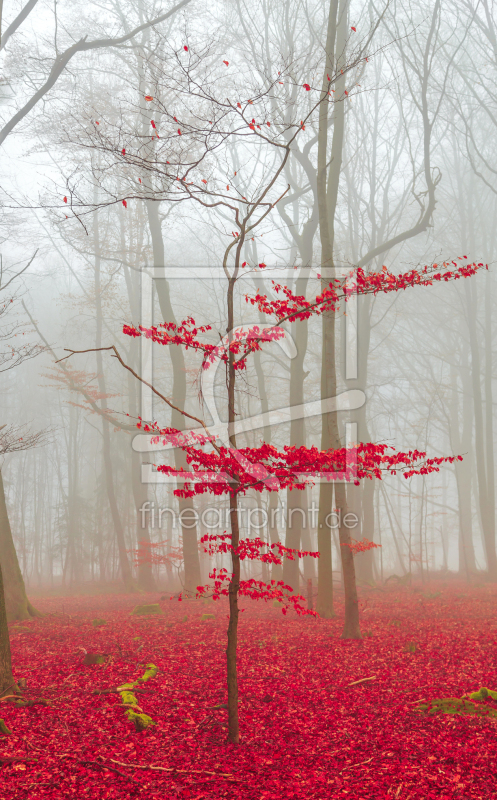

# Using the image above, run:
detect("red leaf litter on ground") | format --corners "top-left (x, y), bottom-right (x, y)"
top-left (1, 582), bottom-right (497, 798)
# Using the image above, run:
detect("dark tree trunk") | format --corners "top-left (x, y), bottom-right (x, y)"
top-left (0, 470), bottom-right (40, 621)
top-left (0, 562), bottom-right (14, 696)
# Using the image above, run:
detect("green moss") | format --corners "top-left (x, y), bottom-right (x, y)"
top-left (125, 710), bottom-right (155, 731)
top-left (92, 618), bottom-right (107, 627)
top-left (468, 687), bottom-right (497, 702)
top-left (120, 691), bottom-right (138, 706)
top-left (0, 719), bottom-right (12, 735)
top-left (139, 664), bottom-right (158, 683)
top-left (200, 613), bottom-right (215, 621)
top-left (131, 604), bottom-right (162, 616)
top-left (417, 697), bottom-right (497, 717)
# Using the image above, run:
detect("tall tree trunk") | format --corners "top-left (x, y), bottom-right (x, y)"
top-left (226, 267), bottom-right (240, 744)
top-left (0, 470), bottom-right (39, 620)
top-left (146, 201), bottom-right (201, 594)
top-left (466, 279), bottom-right (496, 578)
top-left (316, 0), bottom-right (360, 636)
top-left (94, 209), bottom-right (135, 592)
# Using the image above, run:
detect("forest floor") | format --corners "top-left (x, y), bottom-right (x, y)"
top-left (0, 581), bottom-right (496, 799)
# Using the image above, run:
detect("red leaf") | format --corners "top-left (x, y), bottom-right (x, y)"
top-left (223, 60), bottom-right (229, 66)
top-left (201, 179), bottom-right (207, 184)
top-left (150, 120), bottom-right (156, 128)
top-left (242, 262), bottom-right (247, 267)
top-left (258, 262), bottom-right (267, 268)
top-left (303, 83), bottom-right (311, 91)
top-left (178, 128), bottom-right (182, 135)
top-left (237, 102), bottom-right (241, 108)
top-left (122, 199), bottom-right (127, 208)
top-left (63, 196), bottom-right (67, 203)
top-left (121, 148), bottom-right (126, 155)
top-left (267, 121), bottom-right (270, 126)
top-left (184, 45), bottom-right (188, 51)
top-left (144, 95), bottom-right (153, 101)
top-left (351, 26), bottom-right (356, 31)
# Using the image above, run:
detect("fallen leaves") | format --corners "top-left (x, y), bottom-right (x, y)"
top-left (1, 584), bottom-right (496, 798)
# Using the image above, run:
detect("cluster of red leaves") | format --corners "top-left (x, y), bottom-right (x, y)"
top-left (247, 259), bottom-right (486, 323)
top-left (341, 537), bottom-right (381, 555)
top-left (195, 570), bottom-right (313, 616)
top-left (198, 533), bottom-right (319, 563)
top-left (152, 442), bottom-right (462, 496)
top-left (2, 584), bottom-right (497, 799)
top-left (123, 320), bottom-right (285, 370)
top-left (193, 533), bottom-right (319, 615)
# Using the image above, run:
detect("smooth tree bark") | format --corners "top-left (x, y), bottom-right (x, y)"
top-left (94, 209), bottom-right (135, 591)
top-left (315, 0), bottom-right (361, 636)
top-left (146, 201), bottom-right (202, 594)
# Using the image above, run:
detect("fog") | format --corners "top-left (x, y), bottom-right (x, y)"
top-left (1, 0), bottom-right (496, 612)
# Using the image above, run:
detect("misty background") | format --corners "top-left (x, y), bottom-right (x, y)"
top-left (1, 0), bottom-right (495, 595)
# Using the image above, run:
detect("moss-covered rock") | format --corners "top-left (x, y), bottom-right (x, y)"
top-left (200, 613), bottom-right (215, 621)
top-left (131, 604), bottom-right (163, 616)
top-left (92, 618), bottom-right (107, 627)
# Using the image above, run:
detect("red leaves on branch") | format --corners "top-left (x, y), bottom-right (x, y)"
top-left (223, 60), bottom-right (229, 66)
top-left (196, 571), bottom-right (314, 615)
top-left (144, 95), bottom-right (153, 101)
top-left (123, 318), bottom-right (285, 371)
top-left (122, 199), bottom-right (127, 208)
top-left (248, 259), bottom-right (487, 323)
top-left (303, 83), bottom-right (311, 91)
top-left (63, 196), bottom-right (67, 203)
top-left (341, 537), bottom-right (381, 555)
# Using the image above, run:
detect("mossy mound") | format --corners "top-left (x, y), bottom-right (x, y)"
top-left (131, 604), bottom-right (163, 616)
top-left (468, 687), bottom-right (497, 702)
top-left (201, 613), bottom-right (215, 621)
top-left (92, 618), bottom-right (107, 627)
top-left (417, 698), bottom-right (497, 717)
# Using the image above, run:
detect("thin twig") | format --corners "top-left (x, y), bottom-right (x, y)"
top-left (346, 675), bottom-right (377, 687)
top-left (109, 758), bottom-right (235, 778)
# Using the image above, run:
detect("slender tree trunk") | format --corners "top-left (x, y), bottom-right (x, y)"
top-left (226, 269), bottom-right (240, 744)
top-left (94, 209), bottom-right (135, 591)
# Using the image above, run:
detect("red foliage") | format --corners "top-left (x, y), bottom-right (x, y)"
top-left (341, 537), bottom-right (381, 555)
top-left (124, 319), bottom-right (285, 371)
top-left (2, 586), bottom-right (497, 798)
top-left (247, 259), bottom-right (486, 323)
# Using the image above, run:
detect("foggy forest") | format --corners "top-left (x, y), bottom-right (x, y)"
top-left (0, 0), bottom-right (496, 797)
